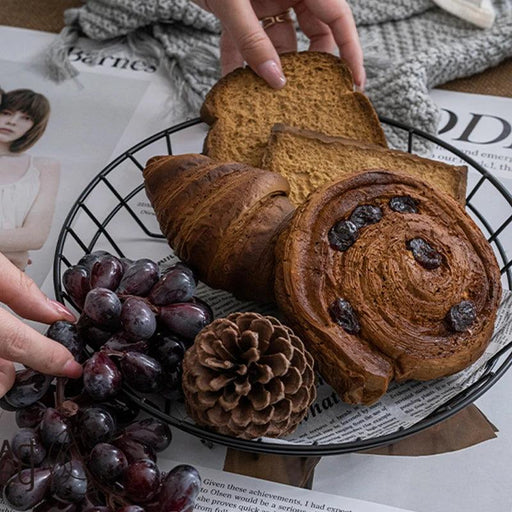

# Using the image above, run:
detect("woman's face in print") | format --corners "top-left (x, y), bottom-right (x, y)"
top-left (0, 109), bottom-right (34, 144)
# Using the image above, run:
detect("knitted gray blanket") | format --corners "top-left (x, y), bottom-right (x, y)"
top-left (47, 0), bottom-right (512, 149)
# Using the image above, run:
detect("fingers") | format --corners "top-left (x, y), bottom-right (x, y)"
top-left (0, 359), bottom-right (15, 398)
top-left (0, 252), bottom-right (75, 324)
top-left (294, 3), bottom-right (336, 53)
top-left (305, 0), bottom-right (366, 89)
top-left (261, 12), bottom-right (297, 56)
top-left (208, 0), bottom-right (287, 88)
top-left (219, 30), bottom-right (244, 75)
top-left (0, 307), bottom-right (82, 379)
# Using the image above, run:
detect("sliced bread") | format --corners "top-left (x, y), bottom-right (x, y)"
top-left (261, 124), bottom-right (468, 206)
top-left (200, 51), bottom-right (387, 168)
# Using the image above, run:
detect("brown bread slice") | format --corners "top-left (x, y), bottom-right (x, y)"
top-left (261, 124), bottom-right (468, 206)
top-left (200, 51), bottom-right (387, 168)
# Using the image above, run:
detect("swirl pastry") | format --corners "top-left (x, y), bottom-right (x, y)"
top-left (275, 170), bottom-right (502, 405)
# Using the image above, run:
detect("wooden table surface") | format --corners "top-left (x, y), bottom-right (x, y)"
top-left (1, 0), bottom-right (510, 490)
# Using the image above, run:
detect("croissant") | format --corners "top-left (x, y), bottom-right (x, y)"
top-left (143, 154), bottom-right (294, 302)
top-left (274, 170), bottom-right (502, 404)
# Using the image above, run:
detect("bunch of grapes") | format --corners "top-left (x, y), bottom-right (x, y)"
top-left (64, 251), bottom-right (213, 401)
top-left (0, 380), bottom-right (201, 510)
top-left (0, 250), bottom-right (212, 511)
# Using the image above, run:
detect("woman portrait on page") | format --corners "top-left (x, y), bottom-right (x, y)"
top-left (0, 88), bottom-right (60, 271)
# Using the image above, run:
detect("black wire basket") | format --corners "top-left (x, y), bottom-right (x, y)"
top-left (53, 117), bottom-right (512, 456)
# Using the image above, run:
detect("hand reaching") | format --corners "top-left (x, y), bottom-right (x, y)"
top-left (194, 0), bottom-right (365, 90)
top-left (0, 252), bottom-right (82, 398)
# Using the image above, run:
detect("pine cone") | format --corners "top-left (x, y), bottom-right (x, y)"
top-left (182, 312), bottom-right (317, 439)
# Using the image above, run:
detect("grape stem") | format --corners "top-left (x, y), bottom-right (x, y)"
top-left (56, 377), bottom-right (66, 408)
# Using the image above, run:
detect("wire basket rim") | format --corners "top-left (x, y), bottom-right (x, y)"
top-left (53, 116), bottom-right (512, 456)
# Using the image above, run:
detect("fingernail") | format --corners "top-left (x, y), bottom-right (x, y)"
top-left (63, 359), bottom-right (83, 378)
top-left (49, 299), bottom-right (76, 322)
top-left (256, 60), bottom-right (286, 89)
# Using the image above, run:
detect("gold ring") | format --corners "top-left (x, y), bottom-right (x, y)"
top-left (260, 9), bottom-right (293, 30)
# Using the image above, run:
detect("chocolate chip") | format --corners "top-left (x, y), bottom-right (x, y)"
top-left (329, 298), bottom-right (360, 334)
top-left (349, 205), bottom-right (383, 229)
top-left (447, 300), bottom-right (476, 332)
top-left (406, 238), bottom-right (442, 269)
top-left (390, 196), bottom-right (418, 213)
top-left (328, 220), bottom-right (359, 251)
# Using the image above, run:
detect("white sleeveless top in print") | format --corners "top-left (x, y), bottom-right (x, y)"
top-left (0, 156), bottom-right (41, 230)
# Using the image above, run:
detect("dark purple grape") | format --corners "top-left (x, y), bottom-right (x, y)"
top-left (90, 255), bottom-right (124, 291)
top-left (64, 373), bottom-right (85, 398)
top-left (174, 261), bottom-right (197, 281)
top-left (46, 321), bottom-right (84, 360)
top-left (39, 408), bottom-right (71, 449)
top-left (83, 352), bottom-right (122, 401)
top-left (0, 396), bottom-right (18, 411)
top-left (78, 251), bottom-right (111, 271)
top-left (148, 266), bottom-right (196, 306)
top-left (121, 298), bottom-right (157, 341)
top-left (52, 460), bottom-right (88, 503)
top-left (328, 220), bottom-right (359, 251)
top-left (158, 465), bottom-right (201, 512)
top-left (82, 508), bottom-right (111, 512)
top-left (119, 352), bottom-right (163, 394)
top-left (117, 259), bottom-right (160, 296)
top-left (150, 333), bottom-right (185, 372)
top-left (116, 506), bottom-right (145, 512)
top-left (79, 407), bottom-right (116, 449)
top-left (448, 300), bottom-right (477, 332)
top-left (4, 369), bottom-right (52, 409)
top-left (112, 435), bottom-right (156, 464)
top-left (124, 460), bottom-right (160, 504)
top-left (406, 238), bottom-right (442, 270)
top-left (120, 257), bottom-right (135, 273)
top-left (12, 428), bottom-right (46, 466)
top-left (158, 302), bottom-right (213, 342)
top-left (15, 401), bottom-right (47, 428)
top-left (389, 195), bottom-right (418, 213)
top-left (97, 397), bottom-right (140, 426)
top-left (63, 265), bottom-right (90, 309)
top-left (88, 443), bottom-right (128, 483)
top-left (4, 468), bottom-right (52, 510)
top-left (79, 323), bottom-right (113, 351)
top-left (160, 366), bottom-right (183, 400)
top-left (33, 498), bottom-right (78, 511)
top-left (123, 418), bottom-right (172, 453)
top-left (329, 298), bottom-right (360, 335)
top-left (0, 449), bottom-right (20, 486)
top-left (349, 204), bottom-right (383, 229)
top-left (83, 288), bottom-right (122, 330)
top-left (102, 336), bottom-right (149, 354)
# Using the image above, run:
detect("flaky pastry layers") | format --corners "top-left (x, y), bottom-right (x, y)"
top-left (275, 170), bottom-right (502, 405)
top-left (143, 154), bottom-right (294, 302)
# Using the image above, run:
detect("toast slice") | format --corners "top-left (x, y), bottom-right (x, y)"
top-left (200, 51), bottom-right (387, 168)
top-left (262, 124), bottom-right (468, 206)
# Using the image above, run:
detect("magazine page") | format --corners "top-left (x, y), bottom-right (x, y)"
top-left (430, 89), bottom-right (512, 264)
top-left (0, 26), bottom-right (178, 290)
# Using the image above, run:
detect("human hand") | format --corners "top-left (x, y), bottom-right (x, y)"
top-left (193, 0), bottom-right (365, 90)
top-left (0, 252), bottom-right (82, 398)
top-left (4, 250), bottom-right (30, 271)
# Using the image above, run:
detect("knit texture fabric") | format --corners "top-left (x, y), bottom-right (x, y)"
top-left (47, 0), bottom-right (512, 149)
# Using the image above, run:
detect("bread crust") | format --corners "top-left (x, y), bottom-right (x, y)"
top-left (201, 51), bottom-right (387, 167)
top-left (262, 124), bottom-right (468, 206)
